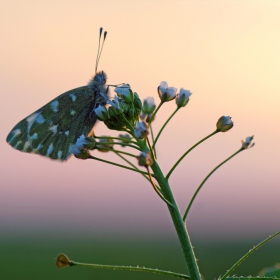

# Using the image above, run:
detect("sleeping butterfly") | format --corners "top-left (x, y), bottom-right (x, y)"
top-left (6, 28), bottom-right (108, 161)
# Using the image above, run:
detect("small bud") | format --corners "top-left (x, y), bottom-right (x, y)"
top-left (216, 116), bottom-right (234, 132)
top-left (241, 136), bottom-right (255, 149)
top-left (97, 137), bottom-right (114, 152)
top-left (114, 84), bottom-right (134, 103)
top-left (107, 96), bottom-right (124, 115)
top-left (94, 105), bottom-right (109, 121)
top-left (56, 253), bottom-right (71, 268)
top-left (142, 97), bottom-right (156, 114)
top-left (137, 151), bottom-right (153, 167)
top-left (119, 133), bottom-right (131, 147)
top-left (176, 88), bottom-right (192, 108)
top-left (158, 81), bottom-right (177, 102)
top-left (134, 121), bottom-right (149, 139)
top-left (71, 135), bottom-right (92, 159)
top-left (83, 137), bottom-right (96, 150)
top-left (133, 92), bottom-right (142, 111)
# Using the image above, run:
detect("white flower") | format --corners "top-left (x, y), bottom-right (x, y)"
top-left (94, 105), bottom-right (109, 121)
top-left (142, 97), bottom-right (156, 114)
top-left (176, 88), bottom-right (192, 108)
top-left (241, 136), bottom-right (255, 149)
top-left (71, 135), bottom-right (91, 159)
top-left (216, 116), bottom-right (234, 132)
top-left (134, 121), bottom-right (149, 139)
top-left (114, 84), bottom-right (134, 102)
top-left (158, 81), bottom-right (177, 102)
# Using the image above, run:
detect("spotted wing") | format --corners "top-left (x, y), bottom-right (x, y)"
top-left (6, 86), bottom-right (98, 161)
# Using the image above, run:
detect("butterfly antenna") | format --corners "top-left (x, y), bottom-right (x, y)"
top-left (95, 27), bottom-right (103, 73)
top-left (96, 30), bottom-right (107, 73)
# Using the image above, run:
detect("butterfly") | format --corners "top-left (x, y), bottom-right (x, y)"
top-left (6, 28), bottom-right (108, 161)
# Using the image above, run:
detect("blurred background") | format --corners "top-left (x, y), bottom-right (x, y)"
top-left (1, 1), bottom-right (279, 279)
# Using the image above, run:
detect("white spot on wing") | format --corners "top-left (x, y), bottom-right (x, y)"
top-left (65, 131), bottom-right (69, 136)
top-left (36, 114), bottom-right (45, 124)
top-left (34, 144), bottom-right (43, 151)
top-left (47, 143), bottom-right (54, 156)
top-left (57, 151), bottom-right (62, 159)
top-left (26, 112), bottom-right (40, 140)
top-left (23, 141), bottom-right (30, 151)
top-left (8, 129), bottom-right (21, 142)
top-left (49, 125), bottom-right (58, 134)
top-left (50, 100), bottom-right (59, 112)
top-left (70, 109), bottom-right (76, 116)
top-left (15, 140), bottom-right (22, 148)
top-left (30, 133), bottom-right (38, 140)
top-left (69, 94), bottom-right (76, 102)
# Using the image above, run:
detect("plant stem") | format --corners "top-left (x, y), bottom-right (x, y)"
top-left (183, 148), bottom-right (242, 221)
top-left (89, 156), bottom-right (151, 177)
top-left (166, 130), bottom-right (219, 180)
top-left (220, 231), bottom-right (280, 280)
top-left (97, 141), bottom-right (141, 151)
top-left (114, 150), bottom-right (150, 182)
top-left (70, 260), bottom-right (190, 279)
top-left (151, 161), bottom-right (201, 280)
top-left (150, 124), bottom-right (157, 158)
top-left (152, 107), bottom-right (179, 149)
top-left (148, 102), bottom-right (163, 125)
top-left (146, 167), bottom-right (173, 207)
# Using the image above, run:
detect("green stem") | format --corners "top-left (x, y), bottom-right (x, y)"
top-left (97, 142), bottom-right (141, 151)
top-left (113, 150), bottom-right (150, 182)
top-left (146, 167), bottom-right (173, 207)
top-left (94, 135), bottom-right (138, 145)
top-left (148, 102), bottom-right (163, 125)
top-left (151, 161), bottom-right (201, 280)
top-left (70, 260), bottom-right (190, 279)
top-left (89, 156), bottom-right (151, 177)
top-left (183, 148), bottom-right (242, 221)
top-left (152, 107), bottom-right (179, 149)
top-left (166, 130), bottom-right (219, 180)
top-left (220, 231), bottom-right (280, 280)
top-left (150, 124), bottom-right (157, 158)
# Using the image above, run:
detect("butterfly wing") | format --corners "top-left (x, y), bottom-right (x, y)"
top-left (6, 86), bottom-right (99, 161)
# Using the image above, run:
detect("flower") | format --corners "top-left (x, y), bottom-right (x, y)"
top-left (241, 136), bottom-right (255, 149)
top-left (134, 121), bottom-right (149, 139)
top-left (157, 81), bottom-right (177, 102)
top-left (176, 88), bottom-right (192, 108)
top-left (142, 97), bottom-right (156, 114)
top-left (216, 116), bottom-right (234, 132)
top-left (137, 151), bottom-right (153, 167)
top-left (56, 254), bottom-right (71, 268)
top-left (94, 105), bottom-right (109, 121)
top-left (114, 84), bottom-right (134, 103)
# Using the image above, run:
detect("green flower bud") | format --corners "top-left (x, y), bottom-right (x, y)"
top-left (216, 116), bottom-right (234, 132)
top-left (56, 253), bottom-right (71, 268)
top-left (137, 151), bottom-right (153, 167)
top-left (97, 137), bottom-right (114, 152)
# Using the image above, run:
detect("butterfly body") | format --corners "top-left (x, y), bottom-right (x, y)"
top-left (6, 71), bottom-right (108, 161)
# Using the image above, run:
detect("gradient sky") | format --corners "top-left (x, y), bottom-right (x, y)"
top-left (1, 1), bottom-right (280, 241)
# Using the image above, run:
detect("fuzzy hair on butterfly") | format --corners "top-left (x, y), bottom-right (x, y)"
top-left (6, 28), bottom-right (108, 161)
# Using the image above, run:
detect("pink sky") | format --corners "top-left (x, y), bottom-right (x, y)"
top-left (1, 1), bottom-right (280, 240)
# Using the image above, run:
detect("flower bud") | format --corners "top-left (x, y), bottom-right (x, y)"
top-left (119, 134), bottom-right (131, 147)
top-left (241, 136), bottom-right (255, 149)
top-left (158, 81), bottom-right (177, 102)
top-left (142, 97), bottom-right (156, 114)
top-left (94, 105), bottom-right (109, 121)
top-left (83, 137), bottom-right (96, 150)
top-left (97, 137), bottom-right (114, 152)
top-left (133, 92), bottom-right (142, 111)
top-left (73, 148), bottom-right (91, 159)
top-left (114, 84), bottom-right (134, 103)
top-left (134, 121), bottom-right (149, 139)
top-left (176, 88), bottom-right (192, 108)
top-left (137, 151), bottom-right (153, 167)
top-left (56, 253), bottom-right (71, 268)
top-left (71, 135), bottom-right (92, 159)
top-left (216, 116), bottom-right (234, 132)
